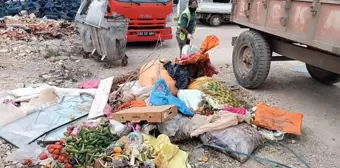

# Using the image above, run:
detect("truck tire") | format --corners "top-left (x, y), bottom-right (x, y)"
top-left (209, 15), bottom-right (222, 27)
top-left (232, 30), bottom-right (271, 89)
top-left (306, 64), bottom-right (340, 84)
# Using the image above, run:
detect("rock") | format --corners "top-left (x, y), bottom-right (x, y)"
top-left (15, 163), bottom-right (23, 168)
top-left (42, 75), bottom-right (52, 79)
top-left (291, 140), bottom-right (296, 144)
top-left (51, 56), bottom-right (69, 62)
top-left (29, 13), bottom-right (36, 19)
top-left (0, 49), bottom-right (9, 53)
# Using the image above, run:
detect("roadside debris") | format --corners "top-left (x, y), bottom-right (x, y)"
top-left (0, 34), bottom-right (309, 168)
top-left (254, 103), bottom-right (304, 135)
top-left (0, 15), bottom-right (75, 41)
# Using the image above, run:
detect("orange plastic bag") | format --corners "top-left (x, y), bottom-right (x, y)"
top-left (175, 35), bottom-right (219, 65)
top-left (115, 100), bottom-right (146, 112)
top-left (139, 60), bottom-right (178, 96)
top-left (254, 103), bottom-right (304, 135)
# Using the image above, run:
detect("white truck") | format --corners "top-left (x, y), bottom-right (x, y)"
top-left (196, 0), bottom-right (232, 26)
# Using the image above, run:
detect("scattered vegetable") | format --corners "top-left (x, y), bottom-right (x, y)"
top-left (63, 123), bottom-right (118, 167)
top-left (40, 153), bottom-right (48, 160)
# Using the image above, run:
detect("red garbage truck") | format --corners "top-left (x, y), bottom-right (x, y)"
top-left (108, 0), bottom-right (174, 42)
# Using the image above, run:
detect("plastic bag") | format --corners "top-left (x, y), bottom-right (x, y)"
top-left (200, 123), bottom-right (262, 163)
top-left (143, 134), bottom-right (191, 168)
top-left (150, 78), bottom-right (193, 116)
top-left (109, 119), bottom-right (129, 137)
top-left (177, 89), bottom-right (204, 113)
top-left (118, 81), bottom-right (152, 102)
top-left (181, 45), bottom-right (200, 59)
top-left (77, 80), bottom-right (100, 89)
top-left (163, 61), bottom-right (191, 89)
top-left (157, 114), bottom-right (193, 142)
top-left (175, 35), bottom-right (219, 77)
top-left (139, 60), bottom-right (178, 96)
top-left (254, 103), bottom-right (304, 135)
top-left (189, 77), bottom-right (240, 109)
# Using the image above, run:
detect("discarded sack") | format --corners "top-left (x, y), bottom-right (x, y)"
top-left (189, 77), bottom-right (240, 109)
top-left (139, 60), bottom-right (178, 96)
top-left (150, 78), bottom-right (194, 116)
top-left (254, 103), bottom-right (304, 135)
top-left (191, 111), bottom-right (244, 137)
top-left (157, 114), bottom-right (193, 142)
top-left (200, 123), bottom-right (262, 163)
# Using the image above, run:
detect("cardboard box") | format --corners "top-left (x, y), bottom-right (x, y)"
top-left (113, 105), bottom-right (178, 123)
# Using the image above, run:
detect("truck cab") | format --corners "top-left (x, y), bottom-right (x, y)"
top-left (108, 0), bottom-right (173, 42)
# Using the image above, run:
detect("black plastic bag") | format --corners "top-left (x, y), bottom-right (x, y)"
top-left (163, 61), bottom-right (191, 89)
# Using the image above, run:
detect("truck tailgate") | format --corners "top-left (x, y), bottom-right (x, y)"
top-left (231, 0), bottom-right (340, 55)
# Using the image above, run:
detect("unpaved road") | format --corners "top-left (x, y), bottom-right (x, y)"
top-left (0, 23), bottom-right (339, 168)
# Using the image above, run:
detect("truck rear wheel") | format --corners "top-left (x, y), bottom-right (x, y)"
top-left (306, 64), bottom-right (340, 84)
top-left (209, 15), bottom-right (222, 27)
top-left (232, 30), bottom-right (271, 89)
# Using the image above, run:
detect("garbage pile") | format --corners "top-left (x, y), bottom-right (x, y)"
top-left (0, 35), bottom-right (306, 168)
top-left (0, 0), bottom-right (80, 20)
top-left (0, 14), bottom-right (75, 41)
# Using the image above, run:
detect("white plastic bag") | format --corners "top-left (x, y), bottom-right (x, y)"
top-left (109, 119), bottom-right (128, 137)
top-left (181, 45), bottom-right (200, 58)
top-left (177, 89), bottom-right (204, 112)
top-left (119, 81), bottom-right (152, 102)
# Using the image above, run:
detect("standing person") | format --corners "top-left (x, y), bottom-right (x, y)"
top-left (176, 0), bottom-right (198, 57)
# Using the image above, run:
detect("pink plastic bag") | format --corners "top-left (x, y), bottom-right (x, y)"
top-left (77, 80), bottom-right (100, 89)
top-left (223, 106), bottom-right (246, 115)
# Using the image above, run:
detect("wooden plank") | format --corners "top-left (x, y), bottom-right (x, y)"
top-left (88, 76), bottom-right (114, 119)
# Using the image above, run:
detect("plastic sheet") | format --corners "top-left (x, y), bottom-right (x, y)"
top-left (6, 143), bottom-right (44, 163)
top-left (150, 78), bottom-right (193, 116)
top-left (157, 114), bottom-right (193, 142)
top-left (200, 123), bottom-right (262, 163)
top-left (0, 94), bottom-right (93, 148)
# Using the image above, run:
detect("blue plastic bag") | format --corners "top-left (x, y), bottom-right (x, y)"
top-left (150, 78), bottom-right (194, 116)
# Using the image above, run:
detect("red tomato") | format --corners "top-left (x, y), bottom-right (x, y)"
top-left (52, 154), bottom-right (59, 160)
top-left (65, 163), bottom-right (72, 168)
top-left (39, 153), bottom-right (48, 160)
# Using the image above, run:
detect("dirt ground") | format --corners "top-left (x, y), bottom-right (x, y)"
top-left (0, 23), bottom-right (339, 168)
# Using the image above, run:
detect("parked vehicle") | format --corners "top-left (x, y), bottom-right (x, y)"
top-left (230, 0), bottom-right (340, 88)
top-left (196, 0), bottom-right (232, 26)
top-left (109, 0), bottom-right (173, 42)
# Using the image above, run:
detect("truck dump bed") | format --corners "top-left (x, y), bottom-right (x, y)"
top-left (231, 0), bottom-right (340, 55)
